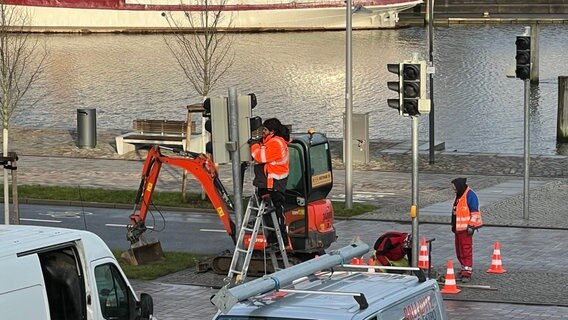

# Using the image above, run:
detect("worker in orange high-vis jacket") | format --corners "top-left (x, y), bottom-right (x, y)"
top-left (451, 177), bottom-right (483, 283)
top-left (249, 118), bottom-right (290, 246)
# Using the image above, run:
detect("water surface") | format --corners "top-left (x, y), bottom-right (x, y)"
top-left (16, 24), bottom-right (568, 154)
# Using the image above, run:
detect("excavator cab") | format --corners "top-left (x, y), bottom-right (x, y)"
top-left (284, 132), bottom-right (336, 254)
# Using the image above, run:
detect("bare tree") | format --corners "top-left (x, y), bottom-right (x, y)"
top-left (162, 1), bottom-right (235, 201)
top-left (162, 0), bottom-right (235, 97)
top-left (0, 4), bottom-right (48, 223)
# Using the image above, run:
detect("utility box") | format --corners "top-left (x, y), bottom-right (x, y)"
top-left (343, 112), bottom-right (370, 164)
top-left (77, 108), bottom-right (96, 148)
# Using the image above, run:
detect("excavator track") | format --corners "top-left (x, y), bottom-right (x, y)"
top-left (209, 251), bottom-right (304, 276)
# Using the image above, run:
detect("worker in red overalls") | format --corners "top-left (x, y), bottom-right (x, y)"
top-left (451, 177), bottom-right (483, 283)
top-left (250, 118), bottom-right (290, 246)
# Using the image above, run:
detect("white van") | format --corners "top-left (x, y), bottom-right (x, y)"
top-left (212, 241), bottom-right (447, 320)
top-left (0, 225), bottom-right (154, 320)
top-left (214, 270), bottom-right (447, 320)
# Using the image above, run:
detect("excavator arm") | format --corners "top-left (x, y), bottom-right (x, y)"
top-left (126, 145), bottom-right (237, 245)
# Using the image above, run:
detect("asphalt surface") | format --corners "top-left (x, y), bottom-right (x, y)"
top-left (2, 127), bottom-right (568, 319)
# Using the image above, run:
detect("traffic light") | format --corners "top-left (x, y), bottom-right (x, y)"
top-left (387, 61), bottom-right (430, 117)
top-left (236, 93), bottom-right (261, 161)
top-left (401, 63), bottom-right (421, 116)
top-left (515, 35), bottom-right (531, 80)
top-left (203, 97), bottom-right (230, 164)
top-left (387, 63), bottom-right (402, 115)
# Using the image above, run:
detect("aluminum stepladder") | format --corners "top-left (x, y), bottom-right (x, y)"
top-left (226, 191), bottom-right (290, 285)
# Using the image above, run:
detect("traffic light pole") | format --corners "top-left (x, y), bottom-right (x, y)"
top-left (228, 87), bottom-right (244, 233)
top-left (410, 116), bottom-right (419, 267)
top-left (427, 0), bottom-right (435, 164)
top-left (523, 79), bottom-right (530, 220)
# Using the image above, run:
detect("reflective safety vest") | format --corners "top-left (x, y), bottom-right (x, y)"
top-left (250, 134), bottom-right (289, 189)
top-left (453, 187), bottom-right (483, 232)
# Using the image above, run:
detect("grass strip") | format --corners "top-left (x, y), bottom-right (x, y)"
top-left (14, 184), bottom-right (377, 217)
top-left (112, 250), bottom-right (199, 280)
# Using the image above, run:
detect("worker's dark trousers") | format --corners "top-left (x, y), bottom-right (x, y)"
top-left (455, 232), bottom-right (473, 277)
top-left (254, 167), bottom-right (289, 247)
top-left (259, 189), bottom-right (288, 246)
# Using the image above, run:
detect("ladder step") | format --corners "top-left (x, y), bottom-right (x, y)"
top-left (226, 192), bottom-right (292, 285)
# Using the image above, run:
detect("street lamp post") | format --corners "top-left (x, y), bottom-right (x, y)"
top-left (345, 0), bottom-right (353, 209)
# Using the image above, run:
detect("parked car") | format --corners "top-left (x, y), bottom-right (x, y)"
top-left (0, 225), bottom-right (154, 319)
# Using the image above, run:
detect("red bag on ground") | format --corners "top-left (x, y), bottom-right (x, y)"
top-left (373, 231), bottom-right (412, 266)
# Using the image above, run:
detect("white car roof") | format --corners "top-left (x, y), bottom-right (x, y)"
top-left (220, 271), bottom-right (440, 320)
top-left (0, 225), bottom-right (113, 262)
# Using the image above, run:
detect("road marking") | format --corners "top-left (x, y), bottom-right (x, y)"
top-left (106, 224), bottom-right (155, 229)
top-left (38, 210), bottom-right (93, 218)
top-left (200, 229), bottom-right (226, 233)
top-left (20, 218), bottom-right (61, 223)
top-left (332, 192), bottom-right (396, 201)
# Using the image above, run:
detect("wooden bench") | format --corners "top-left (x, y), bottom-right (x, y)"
top-left (115, 119), bottom-right (201, 155)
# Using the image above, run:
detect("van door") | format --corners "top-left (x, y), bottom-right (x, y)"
top-left (93, 260), bottom-right (138, 320)
top-left (36, 244), bottom-right (87, 320)
top-left (0, 254), bottom-right (52, 319)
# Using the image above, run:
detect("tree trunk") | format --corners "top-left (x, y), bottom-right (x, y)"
top-left (3, 127), bottom-right (9, 224)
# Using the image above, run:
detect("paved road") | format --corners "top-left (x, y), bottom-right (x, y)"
top-left (17, 204), bottom-right (234, 254)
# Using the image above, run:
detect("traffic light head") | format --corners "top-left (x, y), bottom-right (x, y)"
top-left (387, 63), bottom-right (402, 115)
top-left (203, 97), bottom-right (211, 117)
top-left (250, 116), bottom-right (262, 134)
top-left (515, 36), bottom-right (531, 80)
top-left (248, 93), bottom-right (257, 109)
top-left (203, 97), bottom-right (230, 164)
top-left (401, 63), bottom-right (421, 116)
top-left (237, 94), bottom-right (260, 161)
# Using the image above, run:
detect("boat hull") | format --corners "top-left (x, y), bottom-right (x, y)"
top-left (5, 0), bottom-right (422, 32)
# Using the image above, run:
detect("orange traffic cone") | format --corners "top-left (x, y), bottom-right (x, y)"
top-left (418, 237), bottom-right (429, 269)
top-left (351, 257), bottom-right (363, 265)
top-left (367, 257), bottom-right (376, 273)
top-left (487, 241), bottom-right (507, 274)
top-left (440, 260), bottom-right (461, 294)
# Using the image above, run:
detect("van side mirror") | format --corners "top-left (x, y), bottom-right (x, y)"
top-left (138, 293), bottom-right (154, 320)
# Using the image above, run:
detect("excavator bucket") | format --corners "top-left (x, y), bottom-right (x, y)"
top-left (121, 237), bottom-right (165, 266)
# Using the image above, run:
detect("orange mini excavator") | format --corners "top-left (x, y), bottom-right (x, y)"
top-left (124, 131), bottom-right (337, 275)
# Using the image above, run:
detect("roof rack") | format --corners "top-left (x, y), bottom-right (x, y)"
top-left (265, 265), bottom-right (426, 310)
top-left (341, 264), bottom-right (427, 282)
top-left (278, 288), bottom-right (369, 310)
top-left (211, 239), bottom-right (370, 314)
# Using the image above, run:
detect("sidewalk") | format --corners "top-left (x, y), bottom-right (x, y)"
top-left (3, 127), bottom-right (568, 318)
